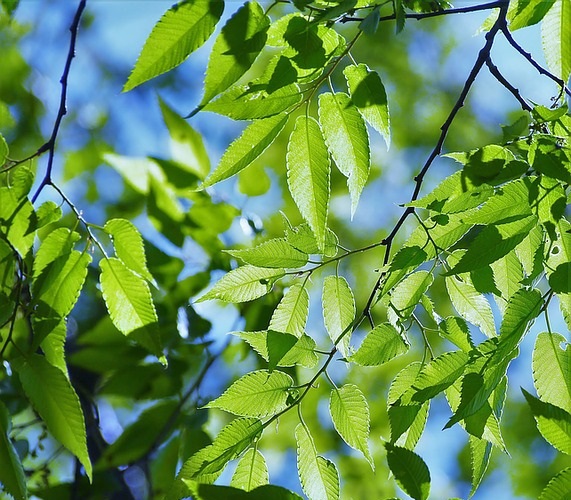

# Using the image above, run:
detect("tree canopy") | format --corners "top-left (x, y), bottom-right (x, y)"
top-left (1, 0), bottom-right (571, 498)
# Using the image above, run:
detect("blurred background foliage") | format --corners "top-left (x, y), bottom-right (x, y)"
top-left (0, 0), bottom-right (568, 498)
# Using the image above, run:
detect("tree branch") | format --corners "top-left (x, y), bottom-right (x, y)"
top-left (485, 56), bottom-right (533, 111)
top-left (500, 24), bottom-right (571, 99)
top-left (362, 0), bottom-right (510, 317)
top-left (32, 0), bottom-right (87, 203)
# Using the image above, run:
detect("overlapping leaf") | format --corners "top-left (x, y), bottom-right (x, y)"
top-left (286, 116), bottom-right (330, 252)
top-left (124, 0), bottom-right (224, 91)
top-left (226, 238), bottom-right (307, 269)
top-left (230, 448), bottom-right (269, 492)
top-left (0, 403), bottom-right (26, 500)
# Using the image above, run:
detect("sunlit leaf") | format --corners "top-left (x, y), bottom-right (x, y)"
top-left (329, 384), bottom-right (373, 466)
top-left (318, 92), bottom-right (370, 216)
top-left (124, 0), bottom-right (224, 91)
top-left (15, 354), bottom-right (92, 480)
top-left (203, 114), bottom-right (287, 187)
top-left (469, 436), bottom-right (492, 497)
top-left (230, 448), bottom-right (268, 492)
top-left (197, 266), bottom-right (285, 303)
top-left (296, 424), bottom-right (340, 500)
top-left (200, 1), bottom-right (269, 106)
top-left (349, 323), bottom-right (408, 366)
top-left (226, 238), bottom-right (307, 269)
top-left (533, 332), bottom-right (571, 413)
top-left (541, 0), bottom-right (571, 82)
top-left (205, 370), bottom-right (294, 418)
top-left (287, 116), bottom-right (330, 252)
top-left (343, 63), bottom-right (390, 147)
top-left (389, 271), bottom-right (433, 321)
top-left (539, 467), bottom-right (571, 499)
top-left (269, 284), bottom-right (310, 337)
top-left (99, 257), bottom-right (163, 359)
top-left (322, 276), bottom-right (355, 356)
top-left (509, 0), bottom-right (556, 30)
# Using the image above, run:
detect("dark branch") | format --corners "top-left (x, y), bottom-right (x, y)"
top-left (32, 0), bottom-right (87, 203)
top-left (500, 25), bottom-right (571, 99)
top-left (485, 56), bottom-right (533, 112)
top-left (341, 1), bottom-right (503, 24)
top-left (363, 0), bottom-right (510, 316)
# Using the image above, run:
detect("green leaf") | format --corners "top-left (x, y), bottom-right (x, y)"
top-left (285, 223), bottom-right (338, 257)
top-left (287, 116), bottom-right (330, 253)
top-left (539, 467), bottom-right (571, 499)
top-left (385, 443), bottom-right (430, 500)
top-left (490, 250), bottom-right (524, 314)
top-left (0, 186), bottom-right (36, 257)
top-left (343, 64), bottom-right (390, 147)
top-left (469, 436), bottom-right (492, 497)
top-left (0, 133), bottom-right (7, 165)
top-left (508, 0), bottom-right (556, 30)
top-left (235, 331), bottom-right (318, 368)
top-left (99, 257), bottom-right (163, 360)
top-left (0, 402), bottom-right (26, 500)
top-left (205, 370), bottom-right (294, 417)
top-left (445, 275), bottom-right (496, 337)
top-left (269, 284), bottom-right (309, 337)
top-left (266, 330), bottom-right (298, 372)
top-left (124, 0), bottom-right (224, 92)
top-left (349, 323), bottom-right (408, 366)
top-left (318, 92), bottom-right (370, 216)
top-left (541, 0), bottom-right (571, 82)
top-left (528, 135), bottom-right (571, 184)
top-left (522, 388), bottom-right (571, 454)
top-left (438, 317), bottom-right (474, 353)
top-left (447, 215), bottom-right (537, 274)
top-left (177, 417), bottom-right (263, 483)
top-left (411, 350), bottom-right (470, 403)
top-left (296, 424), bottom-right (340, 500)
top-left (203, 114), bottom-right (288, 188)
top-left (226, 238), bottom-right (307, 269)
top-left (389, 271), bottom-right (433, 321)
top-left (322, 276), bottom-right (355, 356)
top-left (203, 82), bottom-right (301, 120)
top-left (36, 200), bottom-right (62, 229)
top-left (104, 219), bottom-right (154, 284)
top-left (230, 448), bottom-right (268, 492)
top-left (159, 97), bottom-right (210, 178)
top-left (193, 484), bottom-right (303, 499)
top-left (533, 332), bottom-right (571, 414)
top-left (387, 363), bottom-right (429, 449)
top-left (15, 354), bottom-right (92, 480)
top-left (200, 1), bottom-right (269, 106)
top-left (198, 266), bottom-right (285, 303)
top-left (329, 384), bottom-right (373, 466)
top-left (461, 179), bottom-right (532, 225)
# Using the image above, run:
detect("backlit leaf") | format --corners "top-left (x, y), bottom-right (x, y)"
top-left (541, 0), bottom-right (571, 82)
top-left (269, 284), bottom-right (310, 337)
top-left (350, 323), bottom-right (408, 366)
top-left (329, 384), bottom-right (373, 466)
top-left (389, 271), bottom-right (433, 321)
top-left (124, 0), bottom-right (224, 91)
top-left (322, 276), bottom-right (355, 356)
top-left (205, 370), bottom-right (294, 418)
top-left (286, 116), bottom-right (330, 252)
top-left (197, 266), bottom-right (285, 303)
top-left (539, 467), bottom-right (571, 499)
top-left (318, 92), bottom-right (370, 216)
top-left (343, 64), bottom-right (390, 147)
top-left (0, 402), bottom-right (26, 500)
top-left (15, 354), bottom-right (92, 480)
top-left (200, 1), bottom-right (269, 106)
top-left (226, 238), bottom-right (307, 269)
top-left (533, 332), bottom-right (571, 413)
top-left (99, 257), bottom-right (163, 359)
top-left (296, 424), bottom-right (339, 500)
top-left (509, 0), bottom-right (555, 30)
top-left (203, 114), bottom-right (288, 187)
top-left (230, 448), bottom-right (268, 492)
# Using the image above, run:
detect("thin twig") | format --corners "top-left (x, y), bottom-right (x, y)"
top-left (341, 1), bottom-right (503, 23)
top-left (485, 56), bottom-right (533, 112)
top-left (500, 24), bottom-right (571, 99)
top-left (362, 0), bottom-right (510, 317)
top-left (31, 0), bottom-right (87, 203)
